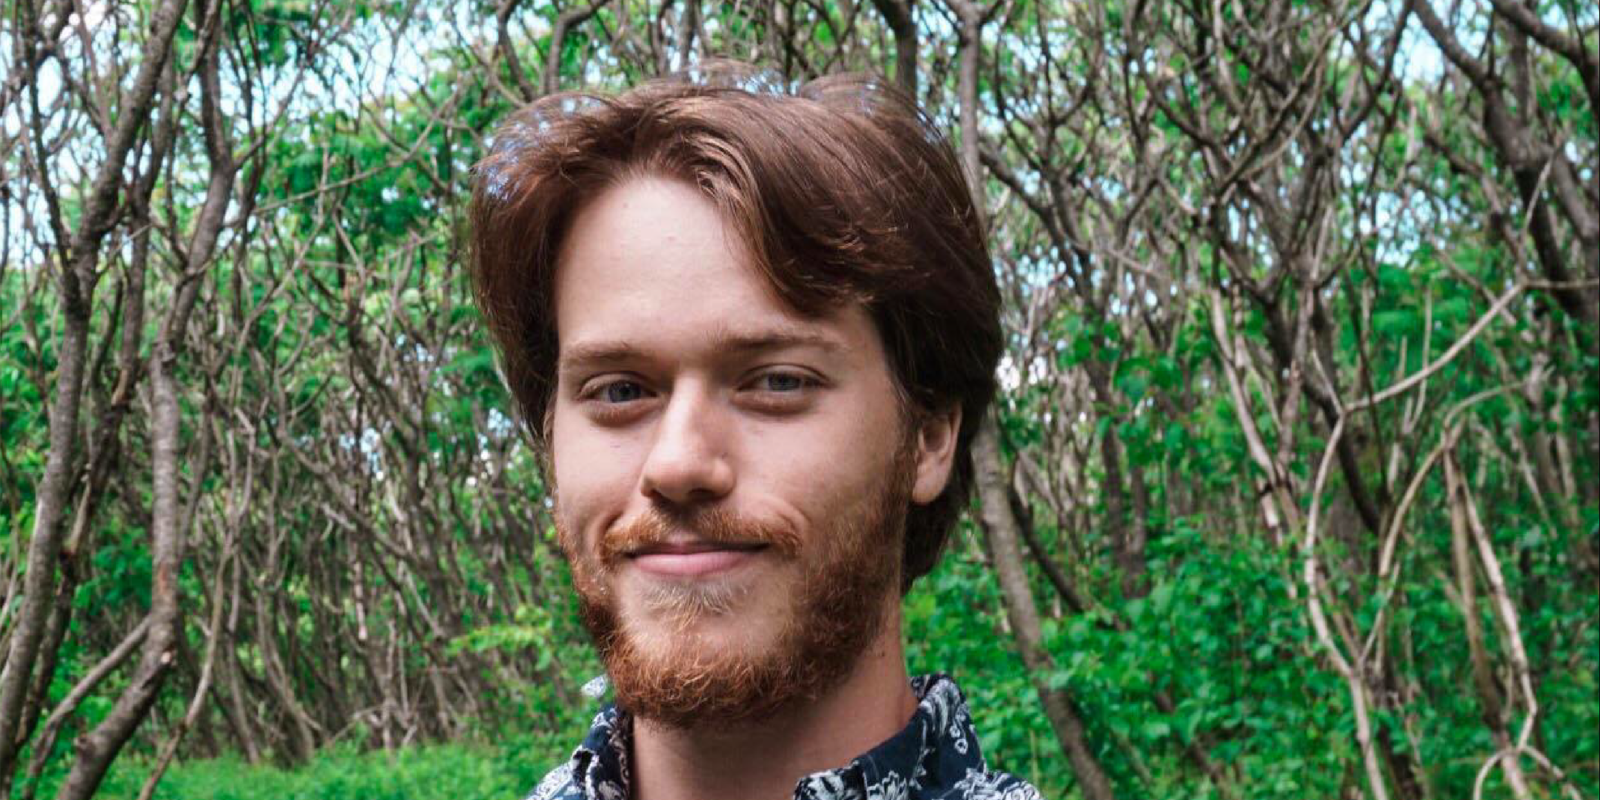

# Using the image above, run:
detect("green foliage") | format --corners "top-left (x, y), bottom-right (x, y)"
top-left (3, 0), bottom-right (1596, 797)
top-left (905, 526), bottom-right (1071, 796)
top-left (78, 741), bottom-right (566, 800)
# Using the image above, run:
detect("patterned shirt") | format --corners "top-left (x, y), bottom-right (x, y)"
top-left (527, 674), bottom-right (1043, 800)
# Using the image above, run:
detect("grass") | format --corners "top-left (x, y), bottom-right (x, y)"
top-left (62, 738), bottom-right (562, 800)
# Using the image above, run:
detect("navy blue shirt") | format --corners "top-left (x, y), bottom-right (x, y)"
top-left (527, 674), bottom-right (1043, 800)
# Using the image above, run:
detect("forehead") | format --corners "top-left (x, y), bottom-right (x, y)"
top-left (552, 176), bottom-right (874, 363)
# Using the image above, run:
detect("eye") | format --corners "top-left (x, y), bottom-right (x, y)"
top-left (757, 372), bottom-right (809, 392)
top-left (599, 380), bottom-right (647, 403)
top-left (746, 370), bottom-right (821, 394)
top-left (576, 377), bottom-right (656, 425)
top-left (738, 369), bottom-right (824, 414)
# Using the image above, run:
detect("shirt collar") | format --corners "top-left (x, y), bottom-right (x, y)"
top-left (564, 673), bottom-right (988, 799)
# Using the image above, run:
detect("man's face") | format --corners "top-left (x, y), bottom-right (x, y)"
top-left (549, 176), bottom-right (930, 726)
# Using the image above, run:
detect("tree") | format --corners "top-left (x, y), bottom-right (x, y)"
top-left (0, 0), bottom-right (1594, 797)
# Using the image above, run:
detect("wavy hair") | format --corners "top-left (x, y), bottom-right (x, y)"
top-left (468, 69), bottom-right (1002, 591)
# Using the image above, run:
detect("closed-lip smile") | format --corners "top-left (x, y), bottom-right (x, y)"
top-left (627, 539), bottom-right (768, 577)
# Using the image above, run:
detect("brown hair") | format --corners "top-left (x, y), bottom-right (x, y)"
top-left (468, 70), bottom-right (1001, 591)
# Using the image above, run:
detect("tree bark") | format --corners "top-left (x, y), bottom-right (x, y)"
top-left (0, 0), bottom-right (192, 784)
top-left (974, 414), bottom-right (1118, 800)
top-left (868, 0), bottom-right (917, 95)
top-left (52, 0), bottom-right (234, 791)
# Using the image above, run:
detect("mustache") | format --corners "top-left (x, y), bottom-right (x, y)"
top-left (598, 507), bottom-right (803, 567)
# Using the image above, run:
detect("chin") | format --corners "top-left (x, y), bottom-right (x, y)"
top-left (620, 581), bottom-right (786, 646)
top-left (567, 490), bottom-right (907, 728)
top-left (631, 618), bottom-right (783, 667)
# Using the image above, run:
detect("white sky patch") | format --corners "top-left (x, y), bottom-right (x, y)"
top-left (996, 352), bottom-right (1022, 393)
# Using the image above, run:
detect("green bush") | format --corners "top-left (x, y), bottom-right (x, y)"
top-left (77, 740), bottom-right (565, 800)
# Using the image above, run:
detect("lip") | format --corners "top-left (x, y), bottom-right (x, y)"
top-left (627, 541), bottom-right (768, 578)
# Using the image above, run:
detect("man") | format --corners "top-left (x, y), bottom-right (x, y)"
top-left (469, 72), bottom-right (1041, 800)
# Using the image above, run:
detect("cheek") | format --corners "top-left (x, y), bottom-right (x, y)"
top-left (743, 393), bottom-right (902, 508)
top-left (551, 409), bottom-right (640, 549)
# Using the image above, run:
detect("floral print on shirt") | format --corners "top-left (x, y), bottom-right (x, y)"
top-left (526, 674), bottom-right (1043, 800)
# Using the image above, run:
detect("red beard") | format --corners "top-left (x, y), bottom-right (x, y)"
top-left (561, 458), bottom-right (912, 729)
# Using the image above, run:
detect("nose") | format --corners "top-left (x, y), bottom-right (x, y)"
top-left (639, 384), bottom-right (735, 506)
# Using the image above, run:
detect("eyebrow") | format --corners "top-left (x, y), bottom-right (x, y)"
top-left (558, 325), bottom-right (848, 372)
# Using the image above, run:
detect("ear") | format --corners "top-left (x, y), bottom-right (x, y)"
top-left (910, 404), bottom-right (963, 505)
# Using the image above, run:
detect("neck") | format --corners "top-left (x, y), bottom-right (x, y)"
top-left (630, 603), bottom-right (917, 800)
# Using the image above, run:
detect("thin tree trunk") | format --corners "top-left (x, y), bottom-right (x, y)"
top-left (52, 1), bottom-right (233, 791)
top-left (0, 0), bottom-right (190, 780)
top-left (974, 414), bottom-right (1118, 800)
top-left (868, 0), bottom-right (917, 95)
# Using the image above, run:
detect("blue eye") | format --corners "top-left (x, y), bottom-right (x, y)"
top-left (603, 382), bottom-right (645, 403)
top-left (762, 373), bottom-right (805, 392)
